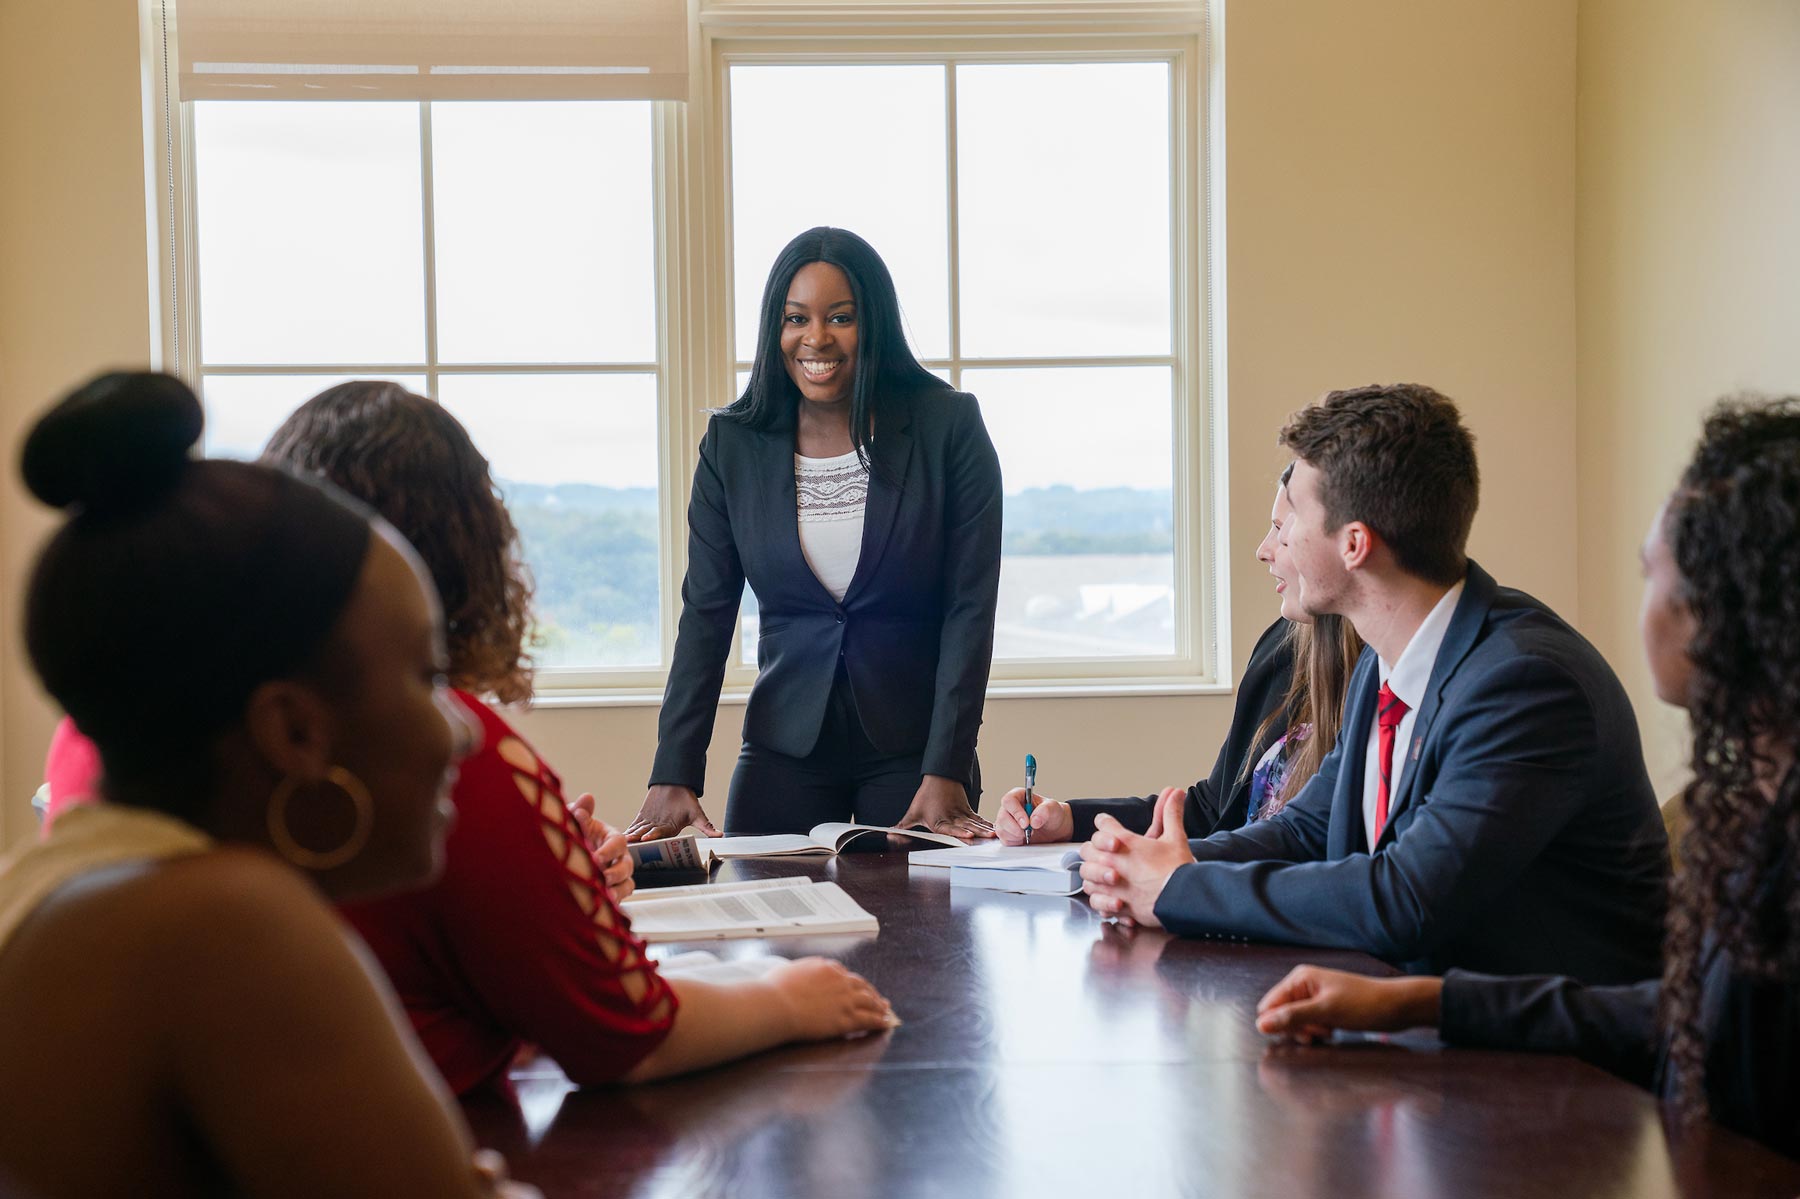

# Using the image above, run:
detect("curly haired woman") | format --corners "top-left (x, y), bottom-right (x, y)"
top-left (1254, 396), bottom-right (1800, 1158)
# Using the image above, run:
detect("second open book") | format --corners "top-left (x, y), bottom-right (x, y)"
top-left (630, 822), bottom-right (966, 872)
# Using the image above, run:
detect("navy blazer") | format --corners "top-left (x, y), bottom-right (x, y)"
top-left (1442, 853), bottom-right (1800, 1158)
top-left (1154, 562), bottom-right (1669, 983)
top-left (650, 388), bottom-right (1002, 797)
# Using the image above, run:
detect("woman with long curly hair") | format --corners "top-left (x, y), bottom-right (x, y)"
top-left (1253, 396), bottom-right (1800, 1156)
top-left (46, 380), bottom-right (897, 1097)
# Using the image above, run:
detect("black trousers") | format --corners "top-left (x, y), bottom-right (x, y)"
top-left (723, 662), bottom-right (977, 834)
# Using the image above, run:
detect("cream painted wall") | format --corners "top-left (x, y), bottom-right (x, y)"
top-left (1576, 0), bottom-right (1800, 798)
top-left (0, 0), bottom-right (156, 849)
top-left (512, 0), bottom-right (1582, 829)
top-left (0, 0), bottom-right (1581, 844)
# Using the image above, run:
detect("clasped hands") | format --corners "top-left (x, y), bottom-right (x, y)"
top-left (995, 784), bottom-right (1195, 926)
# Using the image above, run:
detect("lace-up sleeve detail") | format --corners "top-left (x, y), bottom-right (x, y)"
top-left (496, 736), bottom-right (674, 1021)
top-left (393, 695), bottom-right (677, 1089)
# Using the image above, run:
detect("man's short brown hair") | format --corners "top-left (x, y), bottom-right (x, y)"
top-left (1278, 383), bottom-right (1479, 586)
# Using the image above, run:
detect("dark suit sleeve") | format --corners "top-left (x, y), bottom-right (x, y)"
top-left (1068, 617), bottom-right (1295, 839)
top-left (920, 396), bottom-right (1003, 786)
top-left (1153, 653), bottom-right (1599, 959)
top-left (1439, 972), bottom-right (1660, 1089)
top-left (649, 423), bottom-right (743, 795)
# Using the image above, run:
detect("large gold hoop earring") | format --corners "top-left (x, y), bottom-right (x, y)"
top-left (267, 766), bottom-right (374, 871)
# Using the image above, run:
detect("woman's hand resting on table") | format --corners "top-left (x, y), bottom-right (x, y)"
top-left (624, 784), bottom-right (720, 843)
top-left (766, 958), bottom-right (898, 1040)
top-left (1255, 966), bottom-right (1444, 1043)
top-left (894, 774), bottom-right (994, 844)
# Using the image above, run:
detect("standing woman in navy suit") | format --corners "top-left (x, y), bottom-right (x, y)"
top-left (626, 227), bottom-right (1002, 840)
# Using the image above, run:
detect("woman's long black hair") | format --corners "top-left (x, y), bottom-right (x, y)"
top-left (721, 227), bottom-right (950, 465)
top-left (1662, 395), bottom-right (1800, 1121)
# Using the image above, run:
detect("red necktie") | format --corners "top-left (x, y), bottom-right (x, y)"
top-left (1373, 681), bottom-right (1410, 843)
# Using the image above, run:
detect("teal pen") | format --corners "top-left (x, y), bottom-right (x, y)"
top-left (1023, 753), bottom-right (1037, 845)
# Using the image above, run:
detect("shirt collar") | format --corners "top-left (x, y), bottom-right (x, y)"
top-left (1376, 578), bottom-right (1466, 709)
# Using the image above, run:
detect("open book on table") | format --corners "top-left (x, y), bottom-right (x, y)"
top-left (618, 876), bottom-right (879, 943)
top-left (630, 822), bottom-right (965, 872)
top-left (907, 841), bottom-right (1087, 896)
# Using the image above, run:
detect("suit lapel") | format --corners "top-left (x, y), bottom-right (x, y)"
top-left (1376, 561), bottom-right (1498, 842)
top-left (1333, 653), bottom-right (1380, 855)
top-left (841, 398), bottom-right (914, 604)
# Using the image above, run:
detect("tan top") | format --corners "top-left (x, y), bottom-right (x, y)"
top-left (0, 803), bottom-right (212, 952)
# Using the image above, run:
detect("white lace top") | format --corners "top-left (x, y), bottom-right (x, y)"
top-left (795, 447), bottom-right (869, 602)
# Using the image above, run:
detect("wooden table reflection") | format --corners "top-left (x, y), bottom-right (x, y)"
top-left (463, 854), bottom-right (1800, 1198)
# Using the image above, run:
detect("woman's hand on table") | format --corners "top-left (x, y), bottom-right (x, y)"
top-left (1255, 966), bottom-right (1444, 1043)
top-left (568, 793), bottom-right (634, 901)
top-left (995, 787), bottom-right (1073, 845)
top-left (624, 784), bottom-right (720, 843)
top-left (895, 774), bottom-right (995, 844)
top-left (765, 958), bottom-right (898, 1040)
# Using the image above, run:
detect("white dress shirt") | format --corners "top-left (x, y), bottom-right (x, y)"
top-left (1361, 579), bottom-right (1465, 846)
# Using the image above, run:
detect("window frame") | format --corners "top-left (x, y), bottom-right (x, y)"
top-left (149, 2), bottom-right (1227, 702)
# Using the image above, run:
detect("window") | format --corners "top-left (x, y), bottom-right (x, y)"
top-left (159, 3), bottom-right (1218, 696)
top-left (188, 99), bottom-right (665, 676)
top-left (722, 50), bottom-right (1205, 680)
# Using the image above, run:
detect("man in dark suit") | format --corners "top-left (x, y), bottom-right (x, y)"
top-left (1082, 383), bottom-right (1668, 983)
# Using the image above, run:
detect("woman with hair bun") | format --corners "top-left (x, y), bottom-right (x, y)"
top-left (631, 226), bottom-right (1004, 841)
top-left (0, 373), bottom-right (535, 1196)
top-left (1255, 396), bottom-right (1800, 1159)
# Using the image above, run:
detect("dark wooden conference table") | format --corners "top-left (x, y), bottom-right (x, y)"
top-left (463, 853), bottom-right (1800, 1199)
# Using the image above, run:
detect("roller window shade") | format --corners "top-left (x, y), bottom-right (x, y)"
top-left (174, 0), bottom-right (688, 101)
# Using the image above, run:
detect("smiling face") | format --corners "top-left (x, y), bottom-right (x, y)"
top-left (1638, 500), bottom-right (1699, 708)
top-left (321, 527), bottom-right (476, 896)
top-left (1255, 482), bottom-right (1310, 624)
top-left (780, 261), bottom-right (859, 407)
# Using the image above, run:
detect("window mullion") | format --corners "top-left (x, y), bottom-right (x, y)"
top-left (418, 100), bottom-right (440, 400)
top-left (944, 61), bottom-right (962, 391)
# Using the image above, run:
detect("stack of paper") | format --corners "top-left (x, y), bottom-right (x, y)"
top-left (908, 842), bottom-right (1087, 896)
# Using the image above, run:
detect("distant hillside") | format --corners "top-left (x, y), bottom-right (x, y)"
top-left (1002, 485), bottom-right (1174, 554)
top-left (502, 481), bottom-right (660, 514)
top-left (498, 478), bottom-right (1176, 665)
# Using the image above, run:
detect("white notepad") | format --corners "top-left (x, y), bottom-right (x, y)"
top-left (909, 842), bottom-right (1087, 895)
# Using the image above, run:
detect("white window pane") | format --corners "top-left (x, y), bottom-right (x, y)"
top-left (729, 65), bottom-right (950, 360)
top-left (956, 63), bottom-right (1172, 358)
top-left (740, 584), bottom-right (760, 667)
top-left (432, 102), bottom-right (656, 364)
top-left (193, 103), bottom-right (426, 364)
top-left (199, 374), bottom-right (426, 460)
top-left (437, 374), bottom-right (660, 669)
top-left (966, 367), bottom-right (1175, 659)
